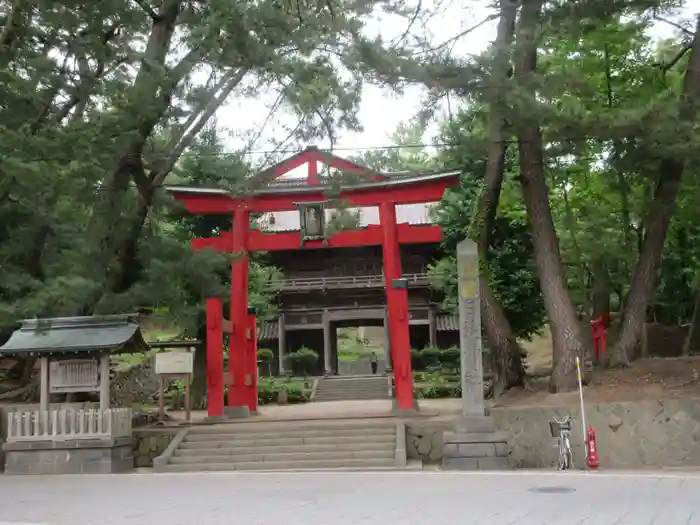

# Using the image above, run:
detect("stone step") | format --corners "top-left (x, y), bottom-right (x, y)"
top-left (184, 427), bottom-right (395, 442)
top-left (316, 381), bottom-right (386, 387)
top-left (314, 391), bottom-right (389, 398)
top-left (171, 449), bottom-right (394, 464)
top-left (160, 457), bottom-right (397, 472)
top-left (314, 389), bottom-right (388, 394)
top-left (324, 375), bottom-right (384, 380)
top-left (187, 420), bottom-right (395, 434)
top-left (180, 434), bottom-right (396, 449)
top-left (175, 441), bottom-right (393, 456)
top-left (442, 456), bottom-right (515, 471)
top-left (316, 384), bottom-right (389, 392)
top-left (314, 396), bottom-right (389, 402)
top-left (315, 385), bottom-right (388, 391)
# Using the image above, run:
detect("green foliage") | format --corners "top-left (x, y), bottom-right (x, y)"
top-left (283, 347), bottom-right (319, 376)
top-left (410, 346), bottom-right (462, 371)
top-left (257, 348), bottom-right (275, 363)
top-left (439, 346), bottom-right (461, 370)
top-left (257, 378), bottom-right (310, 405)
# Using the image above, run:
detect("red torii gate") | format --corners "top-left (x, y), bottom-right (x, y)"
top-left (168, 146), bottom-right (459, 415)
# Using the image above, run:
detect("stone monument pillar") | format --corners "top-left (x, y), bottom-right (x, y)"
top-left (442, 239), bottom-right (514, 470)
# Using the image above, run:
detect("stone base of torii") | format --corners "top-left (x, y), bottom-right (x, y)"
top-left (441, 239), bottom-right (514, 470)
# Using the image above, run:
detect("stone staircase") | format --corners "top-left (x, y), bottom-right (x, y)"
top-left (155, 419), bottom-right (407, 472)
top-left (313, 375), bottom-right (390, 402)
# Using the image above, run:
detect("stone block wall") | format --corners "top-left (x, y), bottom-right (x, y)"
top-left (133, 428), bottom-right (179, 468)
top-left (406, 397), bottom-right (700, 469)
top-left (3, 437), bottom-right (134, 475)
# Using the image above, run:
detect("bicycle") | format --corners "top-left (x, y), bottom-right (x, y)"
top-left (549, 415), bottom-right (574, 470)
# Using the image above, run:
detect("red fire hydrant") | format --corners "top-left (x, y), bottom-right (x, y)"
top-left (591, 314), bottom-right (609, 361)
top-left (585, 426), bottom-right (599, 470)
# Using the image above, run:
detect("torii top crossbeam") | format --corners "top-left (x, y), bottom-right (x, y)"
top-left (167, 146), bottom-right (461, 251)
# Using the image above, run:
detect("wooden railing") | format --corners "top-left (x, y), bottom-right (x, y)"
top-left (270, 272), bottom-right (431, 291)
top-left (6, 407), bottom-right (132, 442)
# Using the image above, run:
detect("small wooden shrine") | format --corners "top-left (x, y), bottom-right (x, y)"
top-left (0, 314), bottom-right (147, 474)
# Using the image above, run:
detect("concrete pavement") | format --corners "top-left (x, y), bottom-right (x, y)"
top-left (0, 470), bottom-right (698, 525)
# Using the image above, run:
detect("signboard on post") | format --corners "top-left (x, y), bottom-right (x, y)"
top-left (155, 351), bottom-right (194, 375)
top-left (154, 349), bottom-right (195, 422)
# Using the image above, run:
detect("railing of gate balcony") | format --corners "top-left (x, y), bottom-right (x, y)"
top-left (270, 272), bottom-right (431, 291)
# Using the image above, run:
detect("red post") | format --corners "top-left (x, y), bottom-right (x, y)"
top-left (229, 205), bottom-right (250, 408)
top-left (379, 201), bottom-right (414, 411)
top-left (244, 307), bottom-right (259, 412)
top-left (585, 427), bottom-right (600, 469)
top-left (307, 158), bottom-right (319, 185)
top-left (591, 316), bottom-right (608, 361)
top-left (205, 298), bottom-right (225, 418)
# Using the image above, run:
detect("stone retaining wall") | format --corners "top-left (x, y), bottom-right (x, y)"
top-left (407, 397), bottom-right (700, 469)
top-left (133, 429), bottom-right (178, 468)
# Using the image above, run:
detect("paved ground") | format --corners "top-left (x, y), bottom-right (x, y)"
top-left (1, 470), bottom-right (699, 525)
top-left (169, 398), bottom-right (464, 423)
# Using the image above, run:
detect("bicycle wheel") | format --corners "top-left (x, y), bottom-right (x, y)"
top-left (563, 437), bottom-right (573, 470)
top-left (557, 444), bottom-right (567, 470)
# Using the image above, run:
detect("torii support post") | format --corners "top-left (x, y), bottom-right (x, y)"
top-left (243, 307), bottom-right (259, 413)
top-left (380, 201), bottom-right (415, 412)
top-left (205, 298), bottom-right (225, 418)
top-left (227, 205), bottom-right (250, 415)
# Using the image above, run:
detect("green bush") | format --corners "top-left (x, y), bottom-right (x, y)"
top-left (410, 349), bottom-right (424, 370)
top-left (421, 347), bottom-right (441, 369)
top-left (257, 348), bottom-right (275, 362)
top-left (414, 384), bottom-right (461, 399)
top-left (439, 346), bottom-right (460, 370)
top-left (257, 378), bottom-right (311, 405)
top-left (257, 379), bottom-right (278, 405)
top-left (283, 347), bottom-right (319, 376)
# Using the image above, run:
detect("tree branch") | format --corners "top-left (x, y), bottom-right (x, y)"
top-left (653, 14), bottom-right (695, 37)
top-left (656, 43), bottom-right (692, 73)
top-left (151, 68), bottom-right (249, 185)
top-left (133, 0), bottom-right (160, 20)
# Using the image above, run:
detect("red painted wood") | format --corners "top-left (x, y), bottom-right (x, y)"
top-left (379, 201), bottom-right (414, 411)
top-left (240, 178), bottom-right (456, 213)
top-left (272, 150), bottom-right (320, 178)
top-left (321, 154), bottom-right (386, 180)
top-left (177, 194), bottom-right (236, 215)
top-left (205, 298), bottom-right (225, 417)
top-left (307, 157), bottom-right (319, 185)
top-left (244, 312), bottom-right (259, 412)
top-left (172, 174), bottom-right (459, 215)
top-left (228, 206), bottom-right (249, 409)
top-left (193, 224), bottom-right (442, 254)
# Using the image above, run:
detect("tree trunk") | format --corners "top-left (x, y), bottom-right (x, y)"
top-left (612, 15), bottom-right (700, 365)
top-left (683, 288), bottom-right (700, 356)
top-left (481, 280), bottom-right (525, 394)
top-left (514, 0), bottom-right (587, 392)
top-left (591, 259), bottom-right (611, 319)
top-left (472, 0), bottom-right (525, 397)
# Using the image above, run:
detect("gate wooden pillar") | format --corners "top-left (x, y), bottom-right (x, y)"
top-left (244, 307), bottom-right (259, 412)
top-left (379, 201), bottom-right (415, 411)
top-left (205, 298), bottom-right (225, 418)
top-left (228, 205), bottom-right (250, 409)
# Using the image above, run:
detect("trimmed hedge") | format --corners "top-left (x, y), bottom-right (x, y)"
top-left (410, 346), bottom-right (461, 371)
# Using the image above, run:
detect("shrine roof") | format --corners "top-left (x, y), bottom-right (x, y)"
top-left (167, 169), bottom-right (462, 198)
top-left (0, 314), bottom-right (149, 357)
